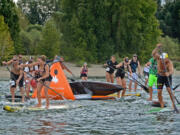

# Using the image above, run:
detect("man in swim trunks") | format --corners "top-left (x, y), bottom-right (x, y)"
top-left (152, 44), bottom-right (175, 109)
top-left (2, 55), bottom-right (25, 102)
top-left (104, 56), bottom-right (118, 83)
top-left (128, 54), bottom-right (141, 92)
top-left (145, 56), bottom-right (157, 101)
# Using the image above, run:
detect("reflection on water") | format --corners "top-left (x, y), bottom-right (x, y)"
top-left (0, 76), bottom-right (180, 135)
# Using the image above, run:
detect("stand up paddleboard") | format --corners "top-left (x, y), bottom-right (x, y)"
top-left (146, 101), bottom-right (180, 114)
top-left (3, 104), bottom-right (69, 112)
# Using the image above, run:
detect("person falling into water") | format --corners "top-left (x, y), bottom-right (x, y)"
top-left (80, 62), bottom-right (88, 81)
top-left (145, 55), bottom-right (158, 101)
top-left (22, 55), bottom-right (52, 108)
top-left (2, 55), bottom-right (25, 102)
top-left (104, 56), bottom-right (118, 83)
top-left (128, 54), bottom-right (141, 92)
top-left (115, 57), bottom-right (132, 98)
top-left (152, 44), bottom-right (175, 109)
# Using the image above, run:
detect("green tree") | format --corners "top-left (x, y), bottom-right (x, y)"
top-left (0, 16), bottom-right (14, 62)
top-left (37, 20), bottom-right (61, 58)
top-left (0, 0), bottom-right (21, 53)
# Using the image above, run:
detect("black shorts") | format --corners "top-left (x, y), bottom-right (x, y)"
top-left (80, 73), bottom-right (87, 78)
top-left (42, 75), bottom-right (52, 82)
top-left (115, 71), bottom-right (125, 79)
top-left (157, 75), bottom-right (172, 89)
top-left (10, 72), bottom-right (24, 88)
top-left (143, 71), bottom-right (149, 77)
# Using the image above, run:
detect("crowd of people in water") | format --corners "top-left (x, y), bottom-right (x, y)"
top-left (1, 43), bottom-right (176, 109)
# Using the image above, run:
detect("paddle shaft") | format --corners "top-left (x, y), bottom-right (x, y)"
top-left (107, 65), bottom-right (149, 93)
top-left (159, 48), bottom-right (179, 112)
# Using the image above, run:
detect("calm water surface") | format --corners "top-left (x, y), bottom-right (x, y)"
top-left (0, 77), bottom-right (180, 135)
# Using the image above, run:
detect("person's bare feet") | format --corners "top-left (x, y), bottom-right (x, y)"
top-left (34, 104), bottom-right (41, 108)
top-left (147, 98), bottom-right (152, 101)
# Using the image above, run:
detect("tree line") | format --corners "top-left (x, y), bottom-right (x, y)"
top-left (0, 0), bottom-right (179, 64)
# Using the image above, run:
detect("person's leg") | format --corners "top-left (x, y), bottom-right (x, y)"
top-left (129, 80), bottom-right (132, 92)
top-left (44, 81), bottom-right (50, 109)
top-left (147, 74), bottom-right (153, 101)
top-left (36, 83), bottom-right (43, 107)
top-left (157, 89), bottom-right (164, 108)
top-left (116, 77), bottom-right (122, 98)
top-left (19, 87), bottom-right (25, 102)
top-left (134, 73), bottom-right (138, 92)
top-left (25, 79), bottom-right (30, 98)
top-left (106, 72), bottom-right (111, 82)
top-left (10, 87), bottom-right (16, 103)
top-left (110, 74), bottom-right (114, 83)
top-left (121, 79), bottom-right (127, 97)
top-left (166, 87), bottom-right (175, 109)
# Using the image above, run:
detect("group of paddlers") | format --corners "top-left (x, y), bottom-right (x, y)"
top-left (1, 43), bottom-right (177, 110)
top-left (104, 43), bottom-right (176, 109)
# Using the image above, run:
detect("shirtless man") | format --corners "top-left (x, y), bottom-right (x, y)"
top-left (2, 56), bottom-right (25, 102)
top-left (152, 44), bottom-right (175, 109)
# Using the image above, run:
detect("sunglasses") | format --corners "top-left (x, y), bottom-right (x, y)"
top-left (13, 59), bottom-right (18, 61)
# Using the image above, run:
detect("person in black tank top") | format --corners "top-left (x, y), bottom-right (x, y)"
top-left (128, 54), bottom-right (141, 92)
top-left (104, 56), bottom-right (118, 83)
top-left (115, 57), bottom-right (132, 98)
top-left (22, 55), bottom-right (52, 109)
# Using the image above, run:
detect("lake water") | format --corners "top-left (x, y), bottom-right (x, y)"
top-left (0, 76), bottom-right (180, 135)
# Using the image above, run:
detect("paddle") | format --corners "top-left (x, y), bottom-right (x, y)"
top-left (108, 65), bottom-right (149, 93)
top-left (159, 47), bottom-right (179, 113)
top-left (173, 84), bottom-right (180, 91)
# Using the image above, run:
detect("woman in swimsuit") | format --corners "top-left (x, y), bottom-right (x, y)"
top-left (80, 62), bottom-right (88, 81)
top-left (115, 57), bottom-right (132, 98)
top-left (22, 55), bottom-right (52, 108)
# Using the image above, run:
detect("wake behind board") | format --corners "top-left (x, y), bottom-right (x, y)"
top-left (3, 104), bottom-right (69, 112)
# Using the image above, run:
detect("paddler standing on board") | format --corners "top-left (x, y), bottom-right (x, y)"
top-left (145, 56), bottom-right (158, 101)
top-left (80, 62), bottom-right (88, 81)
top-left (22, 55), bottom-right (52, 108)
top-left (128, 54), bottom-right (141, 92)
top-left (115, 57), bottom-right (132, 98)
top-left (152, 44), bottom-right (175, 109)
top-left (104, 56), bottom-right (118, 83)
top-left (2, 55), bottom-right (25, 102)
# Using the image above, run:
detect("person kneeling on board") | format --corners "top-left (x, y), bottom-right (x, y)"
top-left (2, 55), bottom-right (25, 102)
top-left (22, 55), bottom-right (52, 109)
top-left (115, 57), bottom-right (132, 98)
top-left (145, 56), bottom-right (158, 101)
top-left (152, 44), bottom-right (175, 109)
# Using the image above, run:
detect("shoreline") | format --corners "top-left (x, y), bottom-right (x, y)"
top-left (0, 62), bottom-right (180, 81)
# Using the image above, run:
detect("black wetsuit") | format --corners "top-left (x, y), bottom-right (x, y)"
top-left (106, 60), bottom-right (118, 74)
top-left (35, 64), bottom-right (52, 82)
top-left (115, 62), bottom-right (129, 79)
top-left (130, 60), bottom-right (139, 73)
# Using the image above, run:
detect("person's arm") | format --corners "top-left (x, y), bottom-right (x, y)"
top-left (152, 44), bottom-right (161, 59)
top-left (16, 68), bottom-right (24, 85)
top-left (21, 62), bottom-right (39, 68)
top-left (2, 59), bottom-right (13, 65)
top-left (128, 65), bottom-right (133, 75)
top-left (37, 65), bottom-right (50, 81)
top-left (116, 63), bottom-right (122, 68)
top-left (166, 60), bottom-right (174, 76)
top-left (62, 63), bottom-right (73, 74)
top-left (145, 62), bottom-right (151, 67)
top-left (138, 61), bottom-right (141, 75)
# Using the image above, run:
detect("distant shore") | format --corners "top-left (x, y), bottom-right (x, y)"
top-left (0, 62), bottom-right (180, 81)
